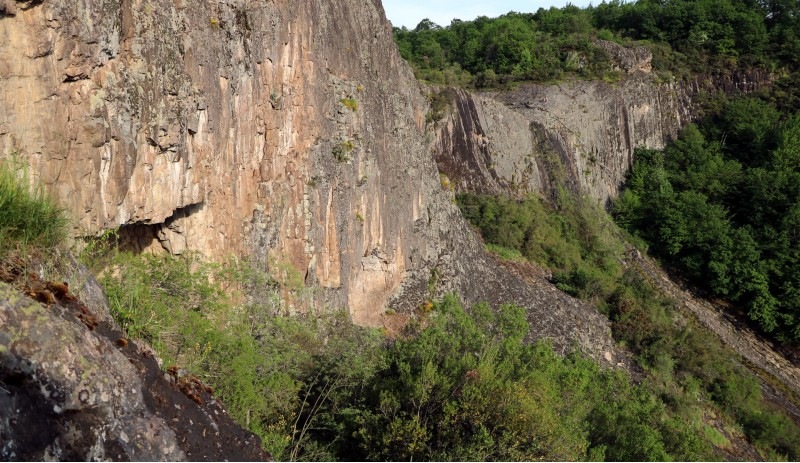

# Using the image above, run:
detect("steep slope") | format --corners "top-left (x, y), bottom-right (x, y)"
top-left (0, 1), bottom-right (619, 359)
top-left (627, 249), bottom-right (800, 409)
top-left (0, 261), bottom-right (269, 461)
top-left (433, 42), bottom-right (772, 203)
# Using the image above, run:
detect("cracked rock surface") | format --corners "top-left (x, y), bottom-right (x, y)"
top-left (0, 0), bottom-right (625, 360)
top-left (0, 277), bottom-right (268, 461)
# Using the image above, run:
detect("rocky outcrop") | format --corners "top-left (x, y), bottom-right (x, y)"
top-left (595, 40), bottom-right (653, 74)
top-left (434, 74), bottom-right (693, 204)
top-left (0, 0), bottom-right (624, 362)
top-left (431, 87), bottom-right (549, 198)
top-left (0, 268), bottom-right (268, 461)
top-left (433, 43), bottom-right (773, 204)
top-left (628, 249), bottom-right (800, 411)
top-left (0, 0), bottom-right (430, 321)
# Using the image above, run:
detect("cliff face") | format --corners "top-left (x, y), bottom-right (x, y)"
top-left (433, 43), bottom-right (772, 204)
top-left (434, 50), bottom-right (689, 204)
top-left (0, 0), bottom-right (620, 361)
top-left (1, 0), bottom-right (430, 321)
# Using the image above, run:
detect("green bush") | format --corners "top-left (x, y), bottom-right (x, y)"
top-left (97, 251), bottom-right (384, 460)
top-left (457, 188), bottom-right (800, 459)
top-left (332, 140), bottom-right (354, 162)
top-left (425, 89), bottom-right (453, 124)
top-left (0, 157), bottom-right (68, 252)
top-left (340, 98), bottom-right (358, 112)
top-left (457, 192), bottom-right (622, 305)
top-left (349, 295), bottom-right (697, 461)
top-left (96, 250), bottom-right (721, 461)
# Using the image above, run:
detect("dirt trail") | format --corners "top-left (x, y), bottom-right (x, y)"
top-left (627, 249), bottom-right (800, 419)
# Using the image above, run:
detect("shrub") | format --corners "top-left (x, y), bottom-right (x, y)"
top-left (96, 251), bottom-right (384, 460)
top-left (332, 140), bottom-right (354, 162)
top-left (340, 98), bottom-right (358, 112)
top-left (96, 250), bottom-right (715, 461)
top-left (457, 188), bottom-right (800, 459)
top-left (426, 90), bottom-right (453, 124)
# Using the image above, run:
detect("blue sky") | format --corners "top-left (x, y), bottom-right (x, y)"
top-left (383, 0), bottom-right (595, 29)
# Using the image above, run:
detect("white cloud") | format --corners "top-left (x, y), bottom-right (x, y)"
top-left (383, 0), bottom-right (595, 29)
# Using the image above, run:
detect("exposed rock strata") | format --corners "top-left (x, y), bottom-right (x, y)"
top-left (433, 45), bottom-right (773, 204)
top-left (434, 75), bottom-right (693, 203)
top-left (0, 0), bottom-right (434, 322)
top-left (0, 0), bottom-right (621, 360)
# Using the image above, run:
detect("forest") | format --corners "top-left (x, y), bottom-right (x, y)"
top-left (612, 97), bottom-right (800, 340)
top-left (393, 0), bottom-right (800, 89)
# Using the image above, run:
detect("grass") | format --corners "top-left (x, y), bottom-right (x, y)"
top-left (485, 243), bottom-right (525, 261)
top-left (92, 250), bottom-right (383, 460)
top-left (0, 157), bottom-right (68, 254)
top-left (703, 424), bottom-right (732, 449)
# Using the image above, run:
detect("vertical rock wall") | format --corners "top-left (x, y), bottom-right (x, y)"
top-left (489, 75), bottom-right (692, 203)
top-left (434, 76), bottom-right (693, 204)
top-left (0, 0), bottom-right (433, 320)
top-left (0, 0), bottom-right (621, 361)
top-left (433, 42), bottom-right (772, 204)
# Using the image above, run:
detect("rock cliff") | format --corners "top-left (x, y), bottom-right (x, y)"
top-left (0, 0), bottom-right (622, 361)
top-left (1, 0), bottom-right (435, 322)
top-left (433, 43), bottom-right (772, 204)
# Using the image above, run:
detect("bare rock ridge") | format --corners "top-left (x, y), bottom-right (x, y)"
top-left (0, 0), bottom-right (622, 362)
top-left (433, 42), bottom-right (773, 204)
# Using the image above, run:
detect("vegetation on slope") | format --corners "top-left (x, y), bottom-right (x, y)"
top-left (457, 190), bottom-right (800, 460)
top-left (96, 249), bottom-right (721, 461)
top-left (613, 96), bottom-right (800, 343)
top-left (0, 157), bottom-right (68, 254)
top-left (393, 0), bottom-right (800, 88)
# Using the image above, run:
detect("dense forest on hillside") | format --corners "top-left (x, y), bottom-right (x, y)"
top-left (393, 0), bottom-right (800, 88)
top-left (397, 0), bottom-right (800, 352)
top-left (613, 96), bottom-right (800, 342)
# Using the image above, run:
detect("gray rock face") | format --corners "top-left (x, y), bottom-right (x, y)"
top-left (433, 52), bottom-right (773, 204)
top-left (432, 87), bottom-right (548, 197)
top-left (595, 40), bottom-right (653, 74)
top-left (435, 75), bottom-right (693, 204)
top-left (0, 282), bottom-right (184, 461)
top-left (0, 277), bottom-right (269, 461)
